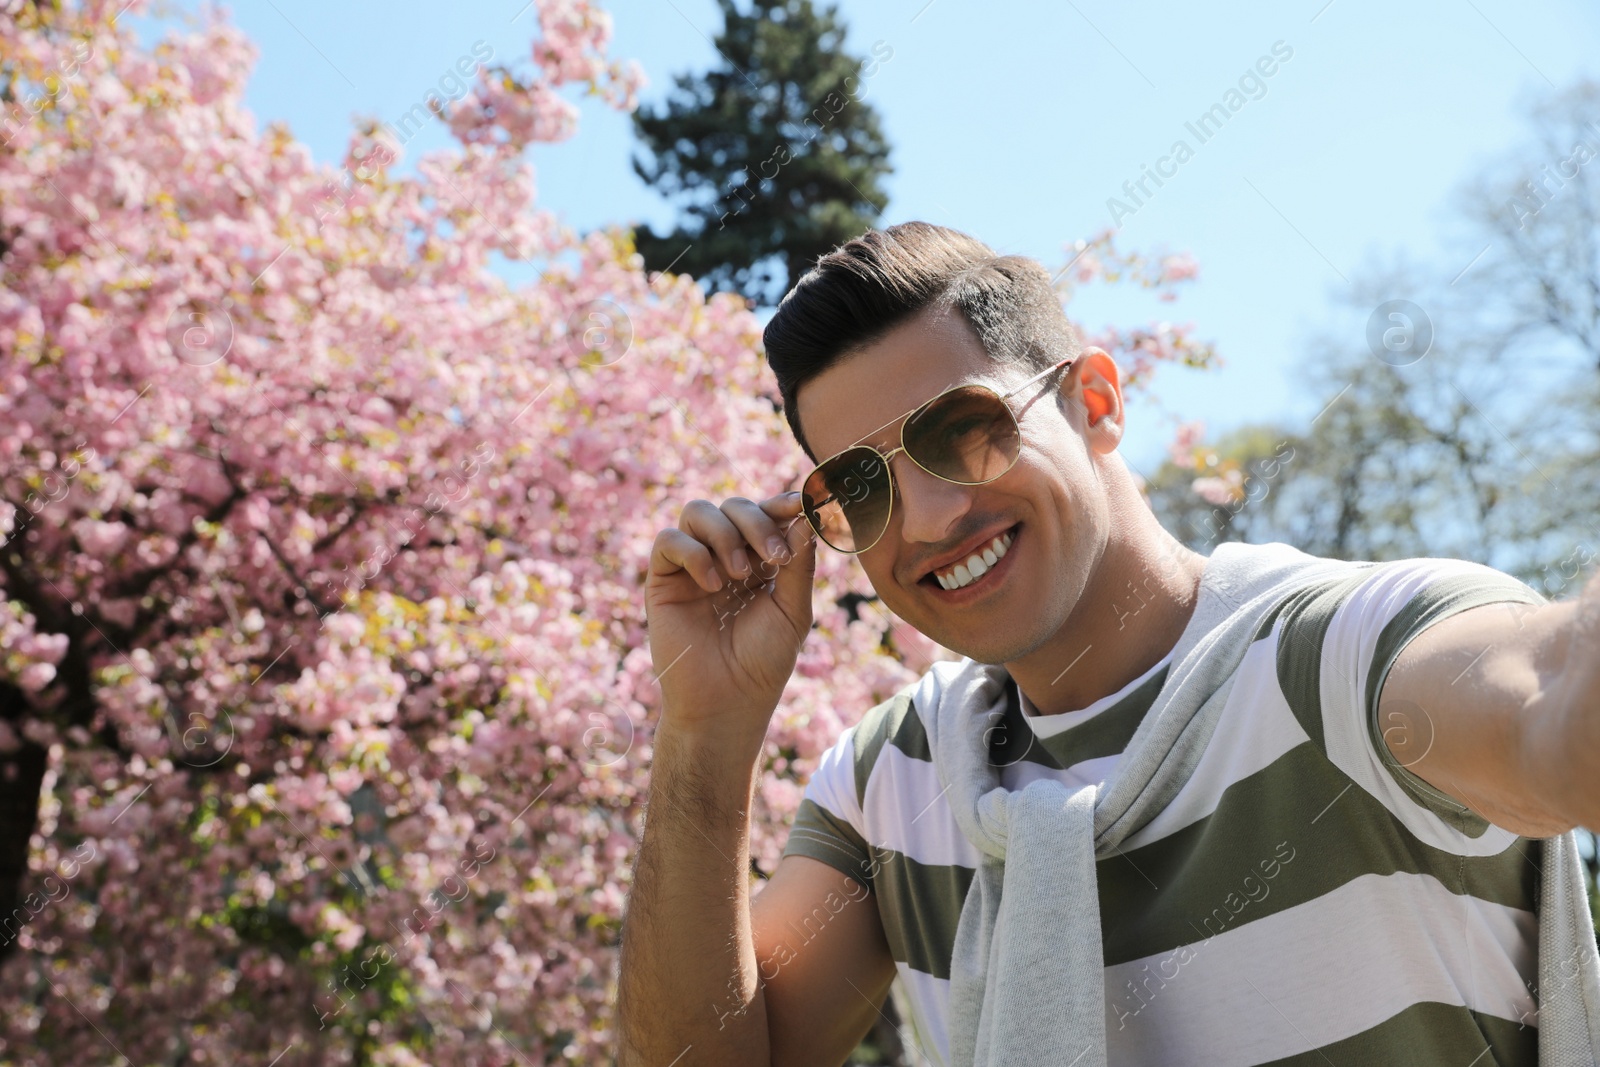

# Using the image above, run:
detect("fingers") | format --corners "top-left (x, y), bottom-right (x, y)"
top-left (769, 505), bottom-right (819, 625)
top-left (759, 493), bottom-right (812, 551)
top-left (654, 494), bottom-right (818, 597)
top-left (758, 491), bottom-right (805, 521)
top-left (679, 496), bottom-right (795, 581)
top-left (651, 528), bottom-right (722, 592)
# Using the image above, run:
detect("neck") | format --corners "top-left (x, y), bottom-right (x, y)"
top-left (1005, 514), bottom-right (1207, 717)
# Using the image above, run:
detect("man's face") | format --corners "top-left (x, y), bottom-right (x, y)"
top-left (795, 305), bottom-right (1120, 665)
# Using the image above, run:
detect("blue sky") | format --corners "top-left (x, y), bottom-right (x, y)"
top-left (160, 0), bottom-right (1600, 474)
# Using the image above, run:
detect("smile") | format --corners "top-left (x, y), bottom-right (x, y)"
top-left (932, 530), bottom-right (1015, 591)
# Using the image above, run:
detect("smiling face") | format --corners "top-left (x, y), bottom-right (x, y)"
top-left (795, 303), bottom-right (1127, 665)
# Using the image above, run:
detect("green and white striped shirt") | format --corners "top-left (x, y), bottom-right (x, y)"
top-left (781, 554), bottom-right (1550, 1066)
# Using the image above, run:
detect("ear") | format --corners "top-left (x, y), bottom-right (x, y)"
top-left (1063, 348), bottom-right (1124, 453)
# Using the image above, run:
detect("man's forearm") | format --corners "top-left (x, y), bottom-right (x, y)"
top-left (617, 720), bottom-right (771, 1066)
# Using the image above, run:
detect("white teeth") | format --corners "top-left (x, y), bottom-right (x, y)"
top-left (933, 530), bottom-right (1017, 591)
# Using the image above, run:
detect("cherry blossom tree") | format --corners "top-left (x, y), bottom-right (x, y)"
top-left (0, 2), bottom-right (1211, 1061)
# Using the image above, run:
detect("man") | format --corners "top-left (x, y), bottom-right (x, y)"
top-left (616, 222), bottom-right (1600, 1066)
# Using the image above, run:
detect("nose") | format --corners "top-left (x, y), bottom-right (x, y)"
top-left (892, 455), bottom-right (974, 544)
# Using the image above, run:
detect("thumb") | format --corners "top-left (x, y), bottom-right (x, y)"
top-left (769, 514), bottom-right (818, 630)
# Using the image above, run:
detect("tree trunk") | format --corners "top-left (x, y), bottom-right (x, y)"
top-left (0, 681), bottom-right (46, 967)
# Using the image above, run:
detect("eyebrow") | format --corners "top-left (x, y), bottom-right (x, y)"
top-left (844, 357), bottom-right (1073, 450)
top-left (846, 375), bottom-right (993, 449)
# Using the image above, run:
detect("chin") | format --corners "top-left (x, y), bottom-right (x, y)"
top-left (922, 625), bottom-right (1047, 668)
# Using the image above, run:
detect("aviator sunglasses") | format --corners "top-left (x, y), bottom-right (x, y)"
top-left (800, 356), bottom-right (1075, 553)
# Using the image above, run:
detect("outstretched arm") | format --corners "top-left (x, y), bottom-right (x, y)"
top-left (1381, 568), bottom-right (1600, 837)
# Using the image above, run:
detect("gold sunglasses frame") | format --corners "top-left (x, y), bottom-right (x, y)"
top-left (800, 356), bottom-right (1076, 554)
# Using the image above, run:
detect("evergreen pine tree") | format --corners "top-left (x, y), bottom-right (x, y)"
top-left (632, 0), bottom-right (894, 305)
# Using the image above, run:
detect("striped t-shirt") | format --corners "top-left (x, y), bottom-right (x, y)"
top-left (781, 554), bottom-right (1551, 1066)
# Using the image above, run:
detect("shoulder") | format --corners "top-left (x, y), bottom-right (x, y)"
top-left (1261, 554), bottom-right (1546, 847)
top-left (1249, 553), bottom-right (1539, 664)
top-left (1265, 555), bottom-right (1543, 669)
top-left (1232, 553), bottom-right (1542, 765)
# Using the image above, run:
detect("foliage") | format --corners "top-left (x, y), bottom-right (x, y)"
top-left (0, 2), bottom-right (1212, 1063)
top-left (1147, 80), bottom-right (1600, 591)
top-left (631, 0), bottom-right (893, 305)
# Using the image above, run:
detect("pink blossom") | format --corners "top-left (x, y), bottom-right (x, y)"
top-left (16, 662), bottom-right (56, 694)
top-left (1192, 468), bottom-right (1244, 506)
top-left (0, 2), bottom-right (1210, 1060)
top-left (1159, 252), bottom-right (1199, 282)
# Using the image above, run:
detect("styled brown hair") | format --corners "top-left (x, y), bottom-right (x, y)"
top-left (763, 221), bottom-right (1082, 458)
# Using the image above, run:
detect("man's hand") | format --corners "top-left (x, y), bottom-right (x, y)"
top-left (1383, 568), bottom-right (1600, 836)
top-left (646, 492), bottom-right (818, 737)
top-left (622, 495), bottom-right (821, 1067)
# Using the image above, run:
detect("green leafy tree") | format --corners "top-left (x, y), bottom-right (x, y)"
top-left (631, 0), bottom-right (893, 305)
top-left (1146, 80), bottom-right (1600, 918)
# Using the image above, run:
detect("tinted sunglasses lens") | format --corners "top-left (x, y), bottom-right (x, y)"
top-left (802, 447), bottom-right (893, 552)
top-left (904, 386), bottom-right (1021, 484)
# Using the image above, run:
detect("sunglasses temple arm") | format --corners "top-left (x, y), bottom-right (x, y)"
top-left (998, 356), bottom-right (1075, 398)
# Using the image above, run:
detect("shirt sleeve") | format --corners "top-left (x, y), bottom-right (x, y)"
top-left (1311, 556), bottom-right (1546, 849)
top-left (779, 725), bottom-right (876, 893)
